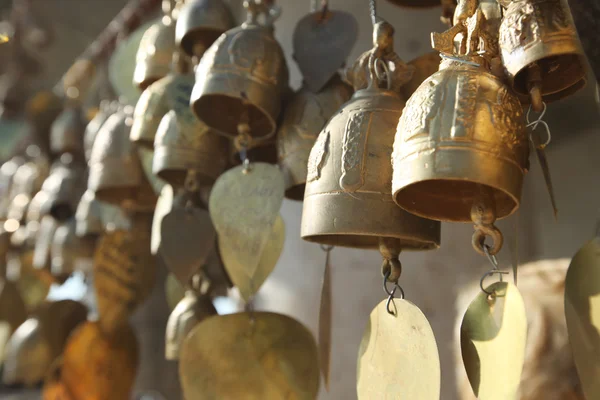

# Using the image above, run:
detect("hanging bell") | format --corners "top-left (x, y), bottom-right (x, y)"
top-left (190, 0), bottom-right (289, 141)
top-left (133, 12), bottom-right (176, 91)
top-left (49, 105), bottom-right (86, 159)
top-left (51, 219), bottom-right (97, 278)
top-left (499, 0), bottom-right (586, 106)
top-left (165, 290), bottom-right (217, 360)
top-left (277, 75), bottom-right (353, 201)
top-left (393, 7), bottom-right (529, 248)
top-left (75, 190), bottom-right (104, 238)
top-left (301, 21), bottom-right (440, 250)
top-left (39, 160), bottom-right (87, 221)
top-left (154, 110), bottom-right (229, 188)
top-left (88, 107), bottom-right (157, 211)
top-left (130, 51), bottom-right (193, 148)
top-left (176, 0), bottom-right (235, 59)
top-left (0, 156), bottom-right (26, 220)
top-left (84, 100), bottom-right (115, 164)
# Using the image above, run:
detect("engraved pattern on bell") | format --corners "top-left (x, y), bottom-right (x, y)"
top-left (499, 0), bottom-right (586, 101)
top-left (191, 22), bottom-right (289, 140)
top-left (393, 59), bottom-right (529, 223)
top-left (301, 88), bottom-right (441, 250)
top-left (277, 75), bottom-right (353, 201)
top-left (134, 18), bottom-right (176, 90)
top-left (176, 0), bottom-right (235, 58)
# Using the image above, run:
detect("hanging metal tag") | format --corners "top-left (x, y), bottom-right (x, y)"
top-left (180, 312), bottom-right (320, 400)
top-left (460, 281), bottom-right (527, 400)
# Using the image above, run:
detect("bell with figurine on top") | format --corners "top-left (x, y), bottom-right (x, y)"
top-left (301, 20), bottom-right (440, 252)
top-left (190, 0), bottom-right (289, 142)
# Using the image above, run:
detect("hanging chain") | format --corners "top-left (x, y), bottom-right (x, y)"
top-left (369, 0), bottom-right (378, 26)
top-left (379, 238), bottom-right (403, 315)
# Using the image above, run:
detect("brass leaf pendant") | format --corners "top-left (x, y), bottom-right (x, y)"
top-left (460, 282), bottom-right (527, 400)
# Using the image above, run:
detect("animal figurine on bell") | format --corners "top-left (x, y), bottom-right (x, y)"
top-left (392, 1), bottom-right (529, 256)
top-left (301, 18), bottom-right (441, 277)
top-left (499, 0), bottom-right (586, 110)
top-left (133, 0), bottom-right (179, 90)
top-left (190, 0), bottom-right (289, 143)
top-left (176, 0), bottom-right (235, 61)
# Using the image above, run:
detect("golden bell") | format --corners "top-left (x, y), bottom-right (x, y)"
top-left (190, 1), bottom-right (289, 141)
top-left (133, 16), bottom-right (176, 90)
top-left (2, 318), bottom-right (53, 386)
top-left (165, 291), bottom-right (217, 360)
top-left (393, 9), bottom-right (529, 224)
top-left (88, 108), bottom-right (157, 211)
top-left (301, 21), bottom-right (440, 250)
top-left (277, 75), bottom-right (353, 201)
top-left (40, 161), bottom-right (87, 221)
top-left (154, 110), bottom-right (230, 187)
top-left (499, 0), bottom-right (586, 104)
top-left (176, 0), bottom-right (235, 58)
top-left (130, 55), bottom-right (193, 148)
top-left (51, 220), bottom-right (97, 278)
top-left (49, 106), bottom-right (86, 158)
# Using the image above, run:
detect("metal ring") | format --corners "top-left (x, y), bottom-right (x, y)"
top-left (472, 225), bottom-right (503, 256)
top-left (480, 270), bottom-right (510, 296)
top-left (383, 270), bottom-right (405, 315)
top-left (374, 58), bottom-right (392, 90)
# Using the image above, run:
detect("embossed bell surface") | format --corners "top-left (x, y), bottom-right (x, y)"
top-left (176, 0), bottom-right (235, 58)
top-left (401, 52), bottom-right (441, 100)
top-left (499, 0), bottom-right (586, 103)
top-left (393, 10), bottom-right (529, 223)
top-left (191, 2), bottom-right (289, 141)
top-left (153, 108), bottom-right (229, 187)
top-left (277, 75), bottom-right (353, 201)
top-left (49, 106), bottom-right (86, 158)
top-left (88, 109), bottom-right (156, 211)
top-left (165, 291), bottom-right (217, 360)
top-left (133, 17), bottom-right (176, 90)
top-left (301, 22), bottom-right (441, 250)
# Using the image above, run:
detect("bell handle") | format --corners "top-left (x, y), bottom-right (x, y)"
top-left (366, 53), bottom-right (392, 91)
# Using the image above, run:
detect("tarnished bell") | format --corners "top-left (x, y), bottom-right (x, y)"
top-left (277, 75), bottom-right (353, 201)
top-left (130, 55), bottom-right (193, 148)
top-left (49, 106), bottom-right (86, 158)
top-left (191, 1), bottom-right (289, 141)
top-left (499, 0), bottom-right (586, 103)
top-left (393, 10), bottom-right (529, 223)
top-left (301, 22), bottom-right (440, 250)
top-left (154, 109), bottom-right (229, 187)
top-left (88, 108), bottom-right (156, 211)
top-left (165, 291), bottom-right (217, 360)
top-left (133, 17), bottom-right (176, 90)
top-left (176, 0), bottom-right (235, 58)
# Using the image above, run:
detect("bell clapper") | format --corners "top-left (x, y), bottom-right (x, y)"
top-left (527, 63), bottom-right (544, 113)
top-left (235, 114), bottom-right (254, 174)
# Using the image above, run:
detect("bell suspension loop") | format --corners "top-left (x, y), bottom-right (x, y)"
top-left (379, 238), bottom-right (404, 315)
top-left (471, 188), bottom-right (504, 257)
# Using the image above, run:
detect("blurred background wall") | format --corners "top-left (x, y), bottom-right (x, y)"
top-left (1, 0), bottom-right (598, 399)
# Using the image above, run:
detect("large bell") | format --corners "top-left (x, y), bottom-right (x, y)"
top-left (133, 15), bottom-right (176, 90)
top-left (154, 109), bottom-right (229, 188)
top-left (277, 75), bottom-right (353, 201)
top-left (49, 105), bottom-right (86, 159)
top-left (393, 8), bottom-right (529, 225)
top-left (130, 52), bottom-right (193, 148)
top-left (176, 0), bottom-right (235, 59)
top-left (190, 0), bottom-right (289, 141)
top-left (499, 0), bottom-right (586, 105)
top-left (165, 290), bottom-right (217, 360)
top-left (301, 21), bottom-right (440, 250)
top-left (88, 107), bottom-right (157, 211)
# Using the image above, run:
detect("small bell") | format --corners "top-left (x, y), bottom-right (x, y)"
top-left (190, 0), bottom-right (289, 141)
top-left (88, 107), bottom-right (157, 211)
top-left (301, 21), bottom-right (440, 250)
top-left (499, 0), bottom-right (586, 107)
top-left (49, 105), bottom-right (86, 159)
top-left (51, 219), bottom-right (97, 278)
top-left (130, 51), bottom-right (193, 148)
top-left (39, 159), bottom-right (87, 221)
top-left (84, 100), bottom-right (115, 163)
top-left (154, 110), bottom-right (229, 188)
top-left (0, 156), bottom-right (26, 220)
top-left (393, 6), bottom-right (529, 254)
top-left (277, 75), bottom-right (353, 201)
top-left (176, 0), bottom-right (235, 59)
top-left (165, 290), bottom-right (217, 360)
top-left (133, 11), bottom-right (176, 91)
top-left (74, 190), bottom-right (104, 238)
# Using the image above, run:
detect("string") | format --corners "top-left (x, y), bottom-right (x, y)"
top-left (369, 0), bottom-right (377, 26)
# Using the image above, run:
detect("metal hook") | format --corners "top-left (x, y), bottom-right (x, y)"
top-left (526, 105), bottom-right (552, 149)
top-left (479, 244), bottom-right (509, 296)
top-left (383, 270), bottom-right (405, 315)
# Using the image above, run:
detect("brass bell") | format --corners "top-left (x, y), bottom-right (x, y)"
top-left (75, 190), bottom-right (104, 238)
top-left (154, 109), bottom-right (230, 188)
top-left (499, 0), bottom-right (586, 106)
top-left (6, 156), bottom-right (50, 223)
top-left (49, 106), bottom-right (86, 159)
top-left (176, 0), bottom-right (235, 59)
top-left (39, 160), bottom-right (87, 221)
top-left (191, 0), bottom-right (289, 141)
top-left (0, 156), bottom-right (26, 220)
top-left (165, 290), bottom-right (217, 360)
top-left (51, 219), bottom-right (97, 278)
top-left (393, 7), bottom-right (529, 248)
top-left (130, 51), bottom-right (193, 148)
top-left (84, 100), bottom-right (115, 164)
top-left (133, 13), bottom-right (176, 91)
top-left (277, 75), bottom-right (353, 201)
top-left (301, 21), bottom-right (441, 250)
top-left (88, 107), bottom-right (157, 211)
